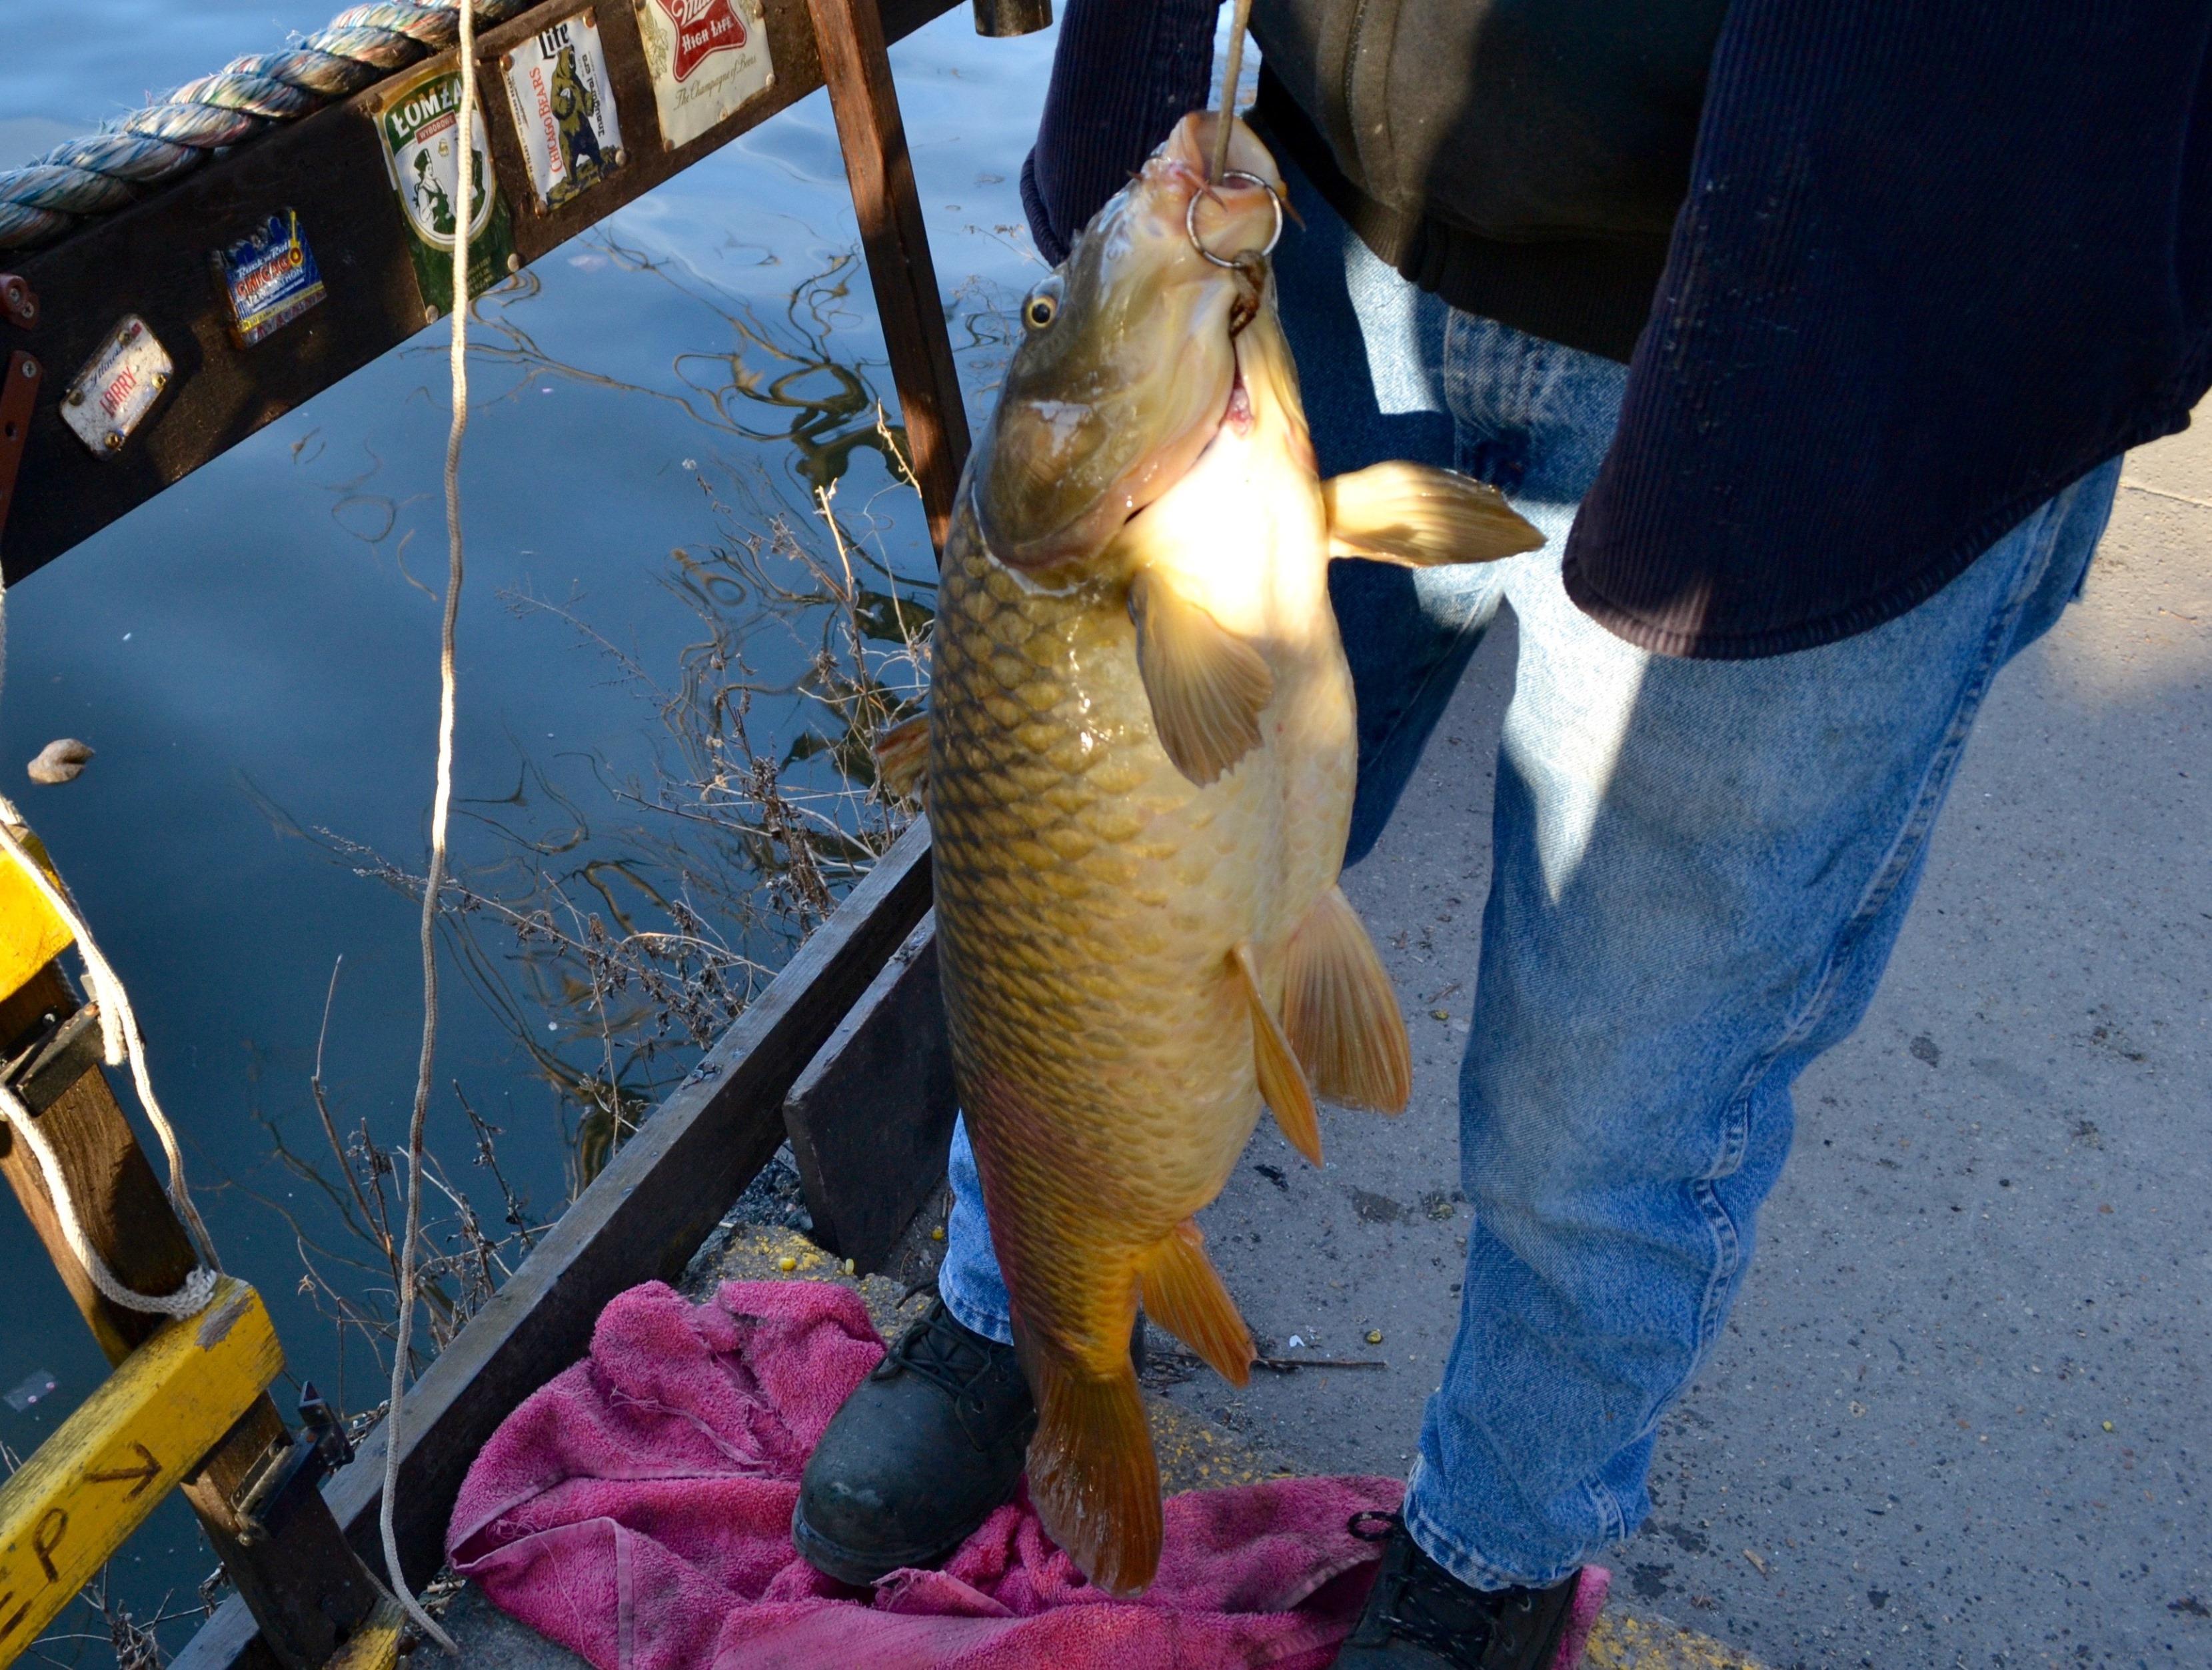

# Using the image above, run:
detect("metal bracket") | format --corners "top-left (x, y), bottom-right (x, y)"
top-left (0, 275), bottom-right (33, 331)
top-left (235, 1382), bottom-right (355, 1545)
top-left (3, 1002), bottom-right (105, 1118)
top-left (0, 350), bottom-right (40, 554)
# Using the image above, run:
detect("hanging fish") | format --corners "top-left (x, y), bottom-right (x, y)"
top-left (878, 113), bottom-right (1540, 1595)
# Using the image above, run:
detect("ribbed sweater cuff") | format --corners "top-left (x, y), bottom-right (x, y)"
top-left (1024, 0), bottom-right (1220, 260)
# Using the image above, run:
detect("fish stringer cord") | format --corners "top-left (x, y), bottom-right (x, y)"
top-left (1210, 0), bottom-right (1258, 183)
top-left (380, 1), bottom-right (475, 1654)
top-left (0, 804), bottom-right (219, 1319)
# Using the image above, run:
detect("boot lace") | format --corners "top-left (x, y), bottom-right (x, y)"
top-left (882, 1297), bottom-right (1006, 1411)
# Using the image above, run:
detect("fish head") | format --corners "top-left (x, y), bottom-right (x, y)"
top-left (973, 113), bottom-right (1284, 575)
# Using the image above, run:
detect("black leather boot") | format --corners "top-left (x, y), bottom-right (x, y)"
top-left (1335, 1512), bottom-right (1583, 1669)
top-left (792, 1297), bottom-right (1037, 1584)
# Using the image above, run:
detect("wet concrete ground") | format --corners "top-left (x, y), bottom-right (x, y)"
top-left (446, 424), bottom-right (2209, 1667)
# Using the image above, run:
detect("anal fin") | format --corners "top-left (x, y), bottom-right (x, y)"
top-left (1138, 1221), bottom-right (1254, 1387)
top-left (1233, 942), bottom-right (1323, 1165)
top-left (1284, 886), bottom-right (1412, 1114)
top-left (1323, 461), bottom-right (1544, 566)
top-left (1128, 568), bottom-right (1274, 787)
top-left (872, 709), bottom-right (929, 801)
top-left (1023, 1341), bottom-right (1162, 1597)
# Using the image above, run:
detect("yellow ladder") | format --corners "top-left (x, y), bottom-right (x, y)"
top-left (0, 815), bottom-right (399, 1669)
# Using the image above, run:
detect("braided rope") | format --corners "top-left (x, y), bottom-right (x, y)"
top-left (0, 0), bottom-right (535, 252)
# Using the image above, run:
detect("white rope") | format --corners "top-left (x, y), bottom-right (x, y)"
top-left (1210, 0), bottom-right (1258, 183)
top-left (379, 0), bottom-right (473, 1652)
top-left (0, 806), bottom-right (223, 1309)
top-left (0, 1079), bottom-right (217, 1319)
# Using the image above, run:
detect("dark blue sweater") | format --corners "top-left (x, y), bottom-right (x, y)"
top-left (1022, 1), bottom-right (2212, 658)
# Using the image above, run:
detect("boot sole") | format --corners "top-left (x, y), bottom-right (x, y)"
top-left (789, 1497), bottom-right (994, 1587)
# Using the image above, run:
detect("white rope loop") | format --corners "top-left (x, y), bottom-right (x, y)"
top-left (0, 1082), bottom-right (217, 1319)
top-left (0, 810), bottom-right (219, 1317)
top-left (0, 0), bottom-right (535, 250)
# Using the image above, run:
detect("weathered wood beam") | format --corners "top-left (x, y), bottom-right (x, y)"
top-left (169, 820), bottom-right (933, 1670)
top-left (2, 0), bottom-right (966, 583)
top-left (807, 0), bottom-right (975, 552)
top-left (783, 911), bottom-right (957, 1271)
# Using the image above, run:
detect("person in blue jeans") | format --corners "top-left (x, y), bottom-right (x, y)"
top-left (796, 5), bottom-right (2209, 1665)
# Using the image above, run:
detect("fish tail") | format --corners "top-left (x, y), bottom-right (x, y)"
top-left (1022, 1336), bottom-right (1162, 1597)
top-left (1140, 1220), bottom-right (1254, 1387)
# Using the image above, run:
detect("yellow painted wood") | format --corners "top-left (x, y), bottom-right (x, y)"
top-left (325, 1596), bottom-right (408, 1670)
top-left (0, 1278), bottom-right (281, 1667)
top-left (0, 823), bottom-right (73, 1008)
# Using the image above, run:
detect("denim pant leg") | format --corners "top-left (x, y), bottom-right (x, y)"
top-left (1405, 459), bottom-right (2121, 1590)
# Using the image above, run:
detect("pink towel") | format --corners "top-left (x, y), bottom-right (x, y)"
top-left (449, 1279), bottom-right (1608, 1669)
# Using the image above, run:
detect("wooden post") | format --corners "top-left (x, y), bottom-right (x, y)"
top-left (806, 0), bottom-right (974, 554)
top-left (783, 912), bottom-right (957, 1271)
top-left (0, 965), bottom-right (386, 1669)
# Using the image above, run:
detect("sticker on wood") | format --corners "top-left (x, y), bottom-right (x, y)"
top-left (633, 0), bottom-right (776, 150)
top-left (373, 61), bottom-right (519, 319)
top-left (59, 317), bottom-right (170, 458)
top-left (213, 210), bottom-right (328, 347)
top-left (503, 11), bottom-right (626, 209)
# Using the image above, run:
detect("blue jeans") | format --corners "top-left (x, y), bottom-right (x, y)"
top-left (940, 158), bottom-right (2122, 1589)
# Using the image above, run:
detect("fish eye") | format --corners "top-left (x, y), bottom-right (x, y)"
top-left (1024, 291), bottom-right (1058, 330)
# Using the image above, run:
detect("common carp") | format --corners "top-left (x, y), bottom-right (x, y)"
top-left (878, 113), bottom-right (1540, 1595)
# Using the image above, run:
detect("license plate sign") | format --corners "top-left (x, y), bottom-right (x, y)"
top-left (61, 317), bottom-right (172, 456)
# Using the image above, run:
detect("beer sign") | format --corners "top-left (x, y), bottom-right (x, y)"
top-left (632, 0), bottom-right (776, 151)
top-left (374, 60), bottom-right (518, 317)
top-left (503, 11), bottom-right (626, 210)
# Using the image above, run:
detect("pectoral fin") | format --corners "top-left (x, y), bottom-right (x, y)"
top-left (1324, 461), bottom-right (1544, 566)
top-left (1233, 942), bottom-right (1322, 1165)
top-left (1283, 886), bottom-right (1412, 1114)
top-left (872, 709), bottom-right (929, 800)
top-left (1138, 1220), bottom-right (1254, 1386)
top-left (1128, 568), bottom-right (1274, 786)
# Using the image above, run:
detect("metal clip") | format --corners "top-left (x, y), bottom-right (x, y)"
top-left (235, 1382), bottom-right (357, 1545)
top-left (2, 1003), bottom-right (105, 1117)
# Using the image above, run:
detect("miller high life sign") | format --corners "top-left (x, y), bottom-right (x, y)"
top-left (633, 0), bottom-right (775, 150)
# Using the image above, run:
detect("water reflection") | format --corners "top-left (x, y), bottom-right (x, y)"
top-left (238, 253), bottom-right (944, 1394)
top-left (3, 5), bottom-right (1054, 1652)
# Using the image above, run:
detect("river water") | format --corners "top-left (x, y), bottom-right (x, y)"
top-left (2, 4), bottom-right (1057, 1653)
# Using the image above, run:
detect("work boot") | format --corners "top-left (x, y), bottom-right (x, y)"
top-left (792, 1297), bottom-right (1036, 1584)
top-left (1335, 1512), bottom-right (1583, 1668)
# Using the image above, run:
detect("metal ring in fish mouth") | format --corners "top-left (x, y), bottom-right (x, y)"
top-left (1187, 171), bottom-right (1284, 267)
